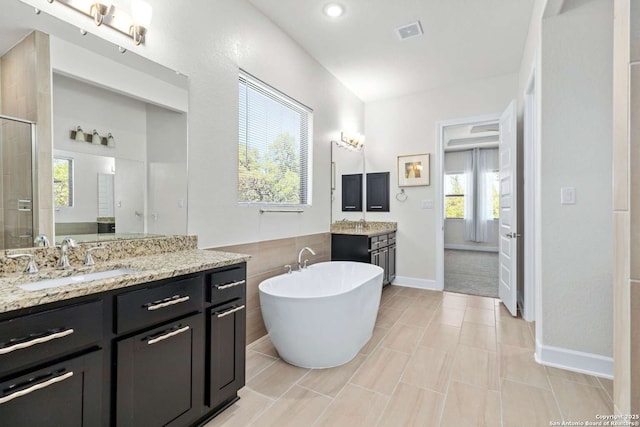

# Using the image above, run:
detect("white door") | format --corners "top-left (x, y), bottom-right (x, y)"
top-left (498, 100), bottom-right (518, 316)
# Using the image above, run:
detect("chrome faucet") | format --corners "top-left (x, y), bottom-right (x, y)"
top-left (297, 247), bottom-right (316, 271)
top-left (57, 237), bottom-right (77, 269)
top-left (33, 234), bottom-right (50, 247)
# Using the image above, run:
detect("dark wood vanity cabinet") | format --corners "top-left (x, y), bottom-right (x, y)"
top-left (332, 232), bottom-right (396, 286)
top-left (0, 262), bottom-right (247, 427)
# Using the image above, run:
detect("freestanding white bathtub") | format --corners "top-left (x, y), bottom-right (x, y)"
top-left (258, 261), bottom-right (383, 369)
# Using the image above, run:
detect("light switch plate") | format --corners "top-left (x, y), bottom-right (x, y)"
top-left (560, 187), bottom-right (576, 205)
top-left (421, 199), bottom-right (434, 209)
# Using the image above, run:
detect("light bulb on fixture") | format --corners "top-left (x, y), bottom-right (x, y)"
top-left (74, 126), bottom-right (85, 142)
top-left (91, 129), bottom-right (102, 144)
top-left (106, 133), bottom-right (115, 147)
top-left (130, 0), bottom-right (152, 45)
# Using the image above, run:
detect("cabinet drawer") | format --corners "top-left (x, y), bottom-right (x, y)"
top-left (116, 276), bottom-right (202, 334)
top-left (0, 349), bottom-right (102, 426)
top-left (388, 232), bottom-right (396, 245)
top-left (0, 300), bottom-right (103, 375)
top-left (207, 264), bottom-right (246, 306)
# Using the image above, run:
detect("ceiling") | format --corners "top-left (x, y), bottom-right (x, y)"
top-left (248, 0), bottom-right (535, 102)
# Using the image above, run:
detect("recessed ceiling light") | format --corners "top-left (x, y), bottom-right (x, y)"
top-left (323, 3), bottom-right (344, 18)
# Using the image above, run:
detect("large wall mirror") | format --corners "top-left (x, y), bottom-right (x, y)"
top-left (330, 142), bottom-right (365, 223)
top-left (0, 0), bottom-right (189, 248)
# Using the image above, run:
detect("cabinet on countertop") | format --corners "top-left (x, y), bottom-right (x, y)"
top-left (331, 231), bottom-right (396, 285)
top-left (0, 262), bottom-right (247, 427)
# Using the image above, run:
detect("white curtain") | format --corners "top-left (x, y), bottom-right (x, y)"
top-left (463, 150), bottom-right (475, 241)
top-left (475, 149), bottom-right (491, 243)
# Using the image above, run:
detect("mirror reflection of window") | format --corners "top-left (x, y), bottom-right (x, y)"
top-left (53, 157), bottom-right (74, 208)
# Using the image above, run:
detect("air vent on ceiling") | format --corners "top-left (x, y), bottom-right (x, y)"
top-left (395, 21), bottom-right (423, 40)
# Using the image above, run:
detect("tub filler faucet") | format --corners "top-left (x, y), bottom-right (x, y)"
top-left (298, 247), bottom-right (316, 271)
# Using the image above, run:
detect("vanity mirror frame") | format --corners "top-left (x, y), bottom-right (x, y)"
top-left (331, 141), bottom-right (366, 223)
top-left (0, 1), bottom-right (190, 248)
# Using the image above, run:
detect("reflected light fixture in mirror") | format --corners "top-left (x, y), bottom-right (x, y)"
top-left (45, 0), bottom-right (152, 45)
top-left (335, 131), bottom-right (364, 151)
top-left (107, 133), bottom-right (115, 147)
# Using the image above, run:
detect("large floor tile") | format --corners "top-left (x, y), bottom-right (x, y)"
top-left (501, 379), bottom-right (561, 427)
top-left (299, 354), bottom-right (366, 398)
top-left (249, 385), bottom-right (331, 427)
top-left (247, 359), bottom-right (309, 399)
top-left (459, 322), bottom-right (497, 351)
top-left (497, 320), bottom-right (534, 349)
top-left (250, 337), bottom-right (279, 358)
top-left (204, 387), bottom-right (272, 427)
top-left (380, 323), bottom-right (424, 354)
top-left (376, 305), bottom-right (405, 329)
top-left (360, 326), bottom-right (390, 355)
top-left (246, 350), bottom-right (277, 381)
top-left (499, 344), bottom-right (550, 390)
top-left (465, 295), bottom-right (497, 310)
top-left (598, 377), bottom-right (614, 402)
top-left (463, 306), bottom-right (496, 327)
top-left (398, 304), bottom-right (436, 327)
top-left (440, 381), bottom-right (501, 427)
top-left (314, 384), bottom-right (388, 427)
top-left (377, 382), bottom-right (444, 427)
top-left (350, 347), bottom-right (410, 395)
top-left (442, 292), bottom-right (469, 309)
top-left (549, 376), bottom-right (613, 422)
top-left (545, 366), bottom-right (602, 387)
top-left (419, 323), bottom-right (461, 353)
top-left (451, 344), bottom-right (499, 391)
top-left (431, 306), bottom-right (466, 327)
top-left (401, 345), bottom-right (453, 393)
top-left (381, 294), bottom-right (414, 310)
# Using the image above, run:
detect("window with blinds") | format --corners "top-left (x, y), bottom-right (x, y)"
top-left (238, 71), bottom-right (312, 205)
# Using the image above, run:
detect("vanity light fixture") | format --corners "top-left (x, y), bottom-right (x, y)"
top-left (91, 129), bottom-right (102, 144)
top-left (323, 3), bottom-right (344, 18)
top-left (44, 0), bottom-right (152, 46)
top-left (335, 131), bottom-right (365, 151)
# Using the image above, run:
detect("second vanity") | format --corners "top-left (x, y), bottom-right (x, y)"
top-left (0, 236), bottom-right (250, 426)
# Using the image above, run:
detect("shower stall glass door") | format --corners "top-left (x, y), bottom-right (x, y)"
top-left (0, 115), bottom-right (37, 250)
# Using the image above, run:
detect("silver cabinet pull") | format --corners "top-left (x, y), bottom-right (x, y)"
top-left (146, 295), bottom-right (190, 311)
top-left (147, 326), bottom-right (190, 345)
top-left (371, 206), bottom-right (383, 209)
top-left (345, 206), bottom-right (356, 209)
top-left (0, 328), bottom-right (74, 355)
top-left (0, 371), bottom-right (74, 404)
top-left (215, 280), bottom-right (245, 290)
top-left (216, 305), bottom-right (245, 318)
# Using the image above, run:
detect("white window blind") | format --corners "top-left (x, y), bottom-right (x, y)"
top-left (238, 71), bottom-right (312, 205)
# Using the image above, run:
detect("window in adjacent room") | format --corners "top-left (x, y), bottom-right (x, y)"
top-left (238, 71), bottom-right (313, 205)
top-left (53, 157), bottom-right (74, 208)
top-left (444, 173), bottom-right (465, 219)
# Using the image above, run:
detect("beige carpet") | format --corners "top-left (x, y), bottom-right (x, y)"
top-left (444, 249), bottom-right (498, 298)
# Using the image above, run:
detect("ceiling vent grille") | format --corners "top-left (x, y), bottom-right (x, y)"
top-left (395, 21), bottom-right (423, 40)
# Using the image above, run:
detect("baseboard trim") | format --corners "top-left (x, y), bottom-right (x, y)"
top-left (392, 276), bottom-right (441, 291)
top-left (534, 340), bottom-right (613, 379)
top-left (444, 244), bottom-right (499, 252)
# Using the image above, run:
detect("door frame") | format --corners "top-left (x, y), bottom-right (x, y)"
top-left (523, 62), bottom-right (539, 322)
top-left (435, 113), bottom-right (502, 292)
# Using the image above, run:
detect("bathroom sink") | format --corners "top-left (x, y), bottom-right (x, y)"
top-left (18, 268), bottom-right (137, 291)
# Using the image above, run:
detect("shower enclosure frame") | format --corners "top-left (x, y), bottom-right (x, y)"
top-left (0, 113), bottom-right (39, 249)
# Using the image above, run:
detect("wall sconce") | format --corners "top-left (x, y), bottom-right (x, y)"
top-left (45, 0), bottom-right (152, 46)
top-left (335, 131), bottom-right (365, 151)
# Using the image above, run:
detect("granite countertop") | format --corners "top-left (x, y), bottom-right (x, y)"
top-left (0, 249), bottom-right (250, 314)
top-left (330, 221), bottom-right (397, 237)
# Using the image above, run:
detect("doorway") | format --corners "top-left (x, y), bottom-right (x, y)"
top-left (441, 119), bottom-right (501, 298)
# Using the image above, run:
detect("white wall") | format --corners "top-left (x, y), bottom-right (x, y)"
top-left (538, 0), bottom-right (613, 360)
top-left (114, 158), bottom-right (145, 233)
top-left (18, 0), bottom-right (365, 249)
top-left (364, 73), bottom-right (518, 283)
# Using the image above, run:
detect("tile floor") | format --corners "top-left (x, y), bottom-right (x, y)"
top-left (205, 286), bottom-right (614, 427)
